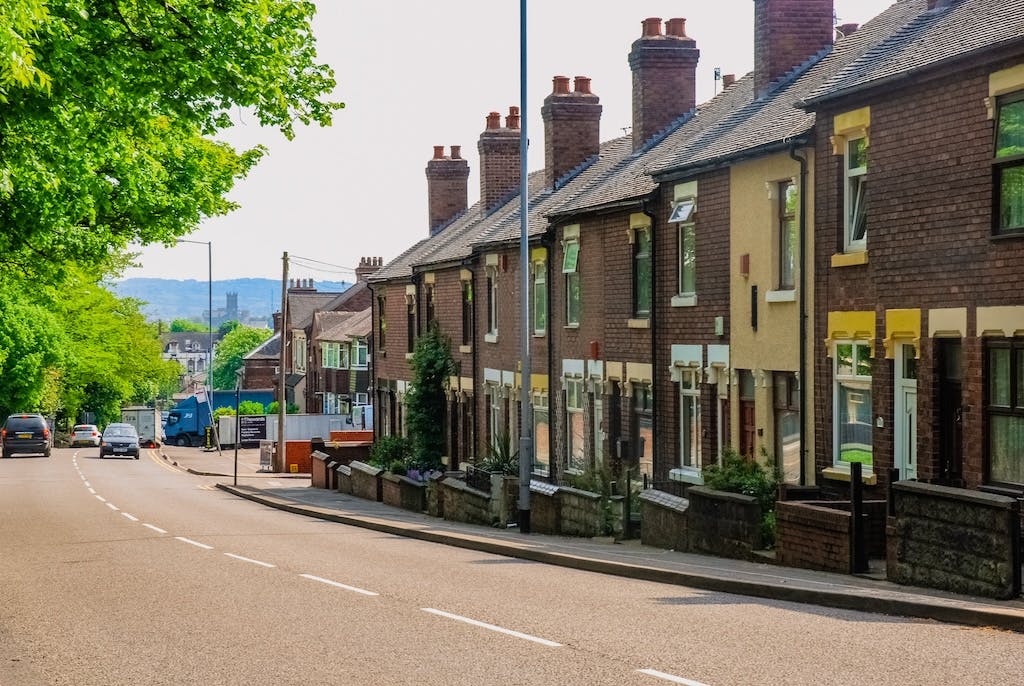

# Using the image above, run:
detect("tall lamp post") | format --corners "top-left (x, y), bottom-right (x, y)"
top-left (176, 239), bottom-right (216, 451)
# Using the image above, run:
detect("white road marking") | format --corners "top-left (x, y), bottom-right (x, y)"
top-left (88, 488), bottom-right (95, 494)
top-left (300, 574), bottom-right (378, 596)
top-left (121, 512), bottom-right (139, 522)
top-left (83, 481), bottom-right (90, 487)
top-left (143, 524), bottom-right (167, 534)
top-left (224, 553), bottom-right (275, 568)
top-left (106, 503), bottom-right (119, 511)
top-left (420, 608), bottom-right (561, 647)
top-left (95, 495), bottom-right (106, 503)
top-left (175, 537), bottom-right (213, 550)
top-left (638, 669), bottom-right (711, 686)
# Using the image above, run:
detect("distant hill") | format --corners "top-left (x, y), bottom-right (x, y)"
top-left (113, 277), bottom-right (351, 324)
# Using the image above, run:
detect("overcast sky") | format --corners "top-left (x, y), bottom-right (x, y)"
top-left (122, 0), bottom-right (897, 283)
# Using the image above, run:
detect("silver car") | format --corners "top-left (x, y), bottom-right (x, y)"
top-left (71, 424), bottom-right (101, 447)
top-left (100, 423), bottom-right (140, 459)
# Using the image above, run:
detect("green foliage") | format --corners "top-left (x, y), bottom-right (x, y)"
top-left (211, 325), bottom-right (272, 389)
top-left (237, 400), bottom-right (264, 416)
top-left (405, 324), bottom-right (455, 472)
top-left (212, 406), bottom-right (235, 420)
top-left (267, 400), bottom-right (299, 415)
top-left (170, 319), bottom-right (208, 333)
top-left (368, 435), bottom-right (413, 475)
top-left (567, 462), bottom-right (631, 537)
top-left (702, 448), bottom-right (781, 545)
top-left (479, 430), bottom-right (518, 475)
top-left (218, 320), bottom-right (241, 335)
top-left (0, 0), bottom-right (342, 280)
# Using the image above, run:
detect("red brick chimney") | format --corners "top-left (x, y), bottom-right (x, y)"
top-left (424, 145), bottom-right (469, 235)
top-left (477, 106), bottom-right (522, 214)
top-left (628, 17), bottom-right (700, 151)
top-left (542, 75), bottom-right (602, 188)
top-left (355, 256), bottom-right (382, 283)
top-left (753, 0), bottom-right (834, 98)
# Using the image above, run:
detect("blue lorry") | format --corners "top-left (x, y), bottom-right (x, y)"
top-left (163, 389), bottom-right (276, 447)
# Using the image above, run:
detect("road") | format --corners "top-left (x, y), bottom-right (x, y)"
top-left (1, 448), bottom-right (1022, 686)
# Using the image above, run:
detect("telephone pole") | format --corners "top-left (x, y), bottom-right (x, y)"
top-left (277, 251), bottom-right (289, 472)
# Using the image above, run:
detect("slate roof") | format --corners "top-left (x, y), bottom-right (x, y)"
top-left (801, 0), bottom-right (1024, 107)
top-left (317, 308), bottom-right (371, 342)
top-left (286, 291), bottom-right (342, 330)
top-left (244, 332), bottom-right (280, 360)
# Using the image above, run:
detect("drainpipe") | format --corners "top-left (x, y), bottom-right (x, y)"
top-left (369, 283), bottom-right (378, 443)
top-left (642, 196), bottom-right (658, 488)
top-left (789, 143), bottom-right (808, 486)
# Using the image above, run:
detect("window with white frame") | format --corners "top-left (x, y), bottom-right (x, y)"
top-left (461, 279), bottom-right (473, 346)
top-left (985, 340), bottom-right (1024, 486)
top-left (406, 295), bottom-right (416, 354)
top-left (995, 91), bottom-right (1024, 234)
top-left (565, 378), bottom-right (585, 472)
top-left (679, 369), bottom-right (701, 471)
top-left (322, 342), bottom-right (341, 369)
top-left (563, 237), bottom-right (581, 326)
top-left (353, 339), bottom-right (368, 369)
top-left (487, 267), bottom-right (498, 337)
top-left (672, 198), bottom-right (696, 297)
top-left (844, 136), bottom-right (868, 251)
top-left (533, 259), bottom-right (547, 335)
top-left (774, 371), bottom-right (800, 484)
top-left (534, 392), bottom-right (550, 476)
top-left (293, 332), bottom-right (306, 373)
top-left (778, 181), bottom-right (798, 291)
top-left (834, 342), bottom-right (872, 469)
top-left (487, 384), bottom-right (502, 450)
top-left (633, 228), bottom-right (652, 318)
top-left (355, 392), bottom-right (368, 405)
top-left (377, 295), bottom-right (387, 351)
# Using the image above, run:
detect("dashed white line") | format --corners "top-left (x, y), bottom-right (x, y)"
top-left (121, 512), bottom-right (139, 522)
top-left (638, 669), bottom-right (710, 686)
top-left (106, 502), bottom-right (119, 511)
top-left (83, 481), bottom-right (90, 487)
top-left (300, 574), bottom-right (378, 596)
top-left (95, 495), bottom-right (106, 503)
top-left (88, 488), bottom-right (95, 494)
top-left (175, 537), bottom-right (213, 550)
top-left (224, 553), bottom-right (275, 568)
top-left (420, 608), bottom-right (561, 647)
top-left (143, 524), bottom-right (167, 534)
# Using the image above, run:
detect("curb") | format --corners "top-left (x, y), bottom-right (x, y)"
top-left (216, 483), bottom-right (1024, 634)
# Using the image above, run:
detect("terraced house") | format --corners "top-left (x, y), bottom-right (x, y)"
top-left (368, 0), bottom-right (1024, 509)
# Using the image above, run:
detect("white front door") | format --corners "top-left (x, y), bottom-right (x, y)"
top-left (894, 343), bottom-right (918, 480)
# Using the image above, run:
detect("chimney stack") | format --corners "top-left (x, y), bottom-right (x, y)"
top-left (477, 106), bottom-right (522, 214)
top-left (542, 75), bottom-right (602, 188)
top-left (753, 0), bottom-right (834, 98)
top-left (722, 73), bottom-right (737, 88)
top-left (628, 18), bottom-right (700, 151)
top-left (425, 144), bottom-right (469, 235)
top-left (836, 22), bottom-right (858, 39)
top-left (355, 256), bottom-right (382, 283)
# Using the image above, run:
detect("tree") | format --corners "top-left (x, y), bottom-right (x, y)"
top-left (405, 324), bottom-right (455, 471)
top-left (0, 1), bottom-right (342, 281)
top-left (218, 320), bottom-right (241, 335)
top-left (170, 319), bottom-right (208, 333)
top-left (211, 326), bottom-right (272, 390)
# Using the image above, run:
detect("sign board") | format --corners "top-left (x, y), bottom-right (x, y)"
top-left (239, 415), bottom-right (267, 448)
top-left (259, 440), bottom-right (273, 472)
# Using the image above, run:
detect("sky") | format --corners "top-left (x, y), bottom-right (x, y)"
top-left (122, 0), bottom-right (898, 283)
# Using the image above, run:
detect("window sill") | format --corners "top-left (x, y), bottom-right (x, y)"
top-left (671, 294), bottom-right (697, 308)
top-left (831, 251), bottom-right (868, 268)
top-left (564, 323), bottom-right (580, 330)
top-left (822, 465), bottom-right (877, 485)
top-left (484, 333), bottom-right (498, 344)
top-left (533, 331), bottom-right (546, 338)
top-left (627, 318), bottom-right (651, 329)
top-left (766, 289), bottom-right (796, 303)
top-left (670, 467), bottom-right (704, 485)
top-left (404, 353), bottom-right (414, 361)
top-left (458, 344), bottom-right (472, 354)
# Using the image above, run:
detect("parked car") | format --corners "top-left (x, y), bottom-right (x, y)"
top-left (71, 424), bottom-right (102, 447)
top-left (100, 423), bottom-right (140, 459)
top-left (1, 414), bottom-right (52, 458)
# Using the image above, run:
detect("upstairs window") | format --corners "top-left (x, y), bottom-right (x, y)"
top-left (844, 136), bottom-right (868, 251)
top-left (322, 342), bottom-right (341, 369)
top-left (563, 237), bottom-right (581, 327)
top-left (995, 91), bottom-right (1024, 234)
top-left (633, 228), bottom-right (652, 318)
top-left (406, 296), bottom-right (416, 354)
top-left (461, 279), bottom-right (473, 346)
top-left (293, 332), bottom-right (307, 373)
top-left (425, 285), bottom-right (436, 327)
top-left (487, 267), bottom-right (499, 338)
top-left (533, 259), bottom-right (547, 335)
top-left (778, 181), bottom-right (798, 290)
top-left (353, 339), bottom-right (368, 368)
top-left (672, 199), bottom-right (696, 297)
top-left (377, 296), bottom-right (387, 351)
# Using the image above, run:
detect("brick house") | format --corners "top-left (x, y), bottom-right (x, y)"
top-left (308, 308), bottom-right (372, 417)
top-left (799, 0), bottom-right (1024, 496)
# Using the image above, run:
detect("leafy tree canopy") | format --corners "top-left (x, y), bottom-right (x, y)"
top-left (218, 320), bottom-right (240, 335)
top-left (211, 325), bottom-right (272, 390)
top-left (170, 318), bottom-right (208, 333)
top-left (0, 0), bottom-right (342, 280)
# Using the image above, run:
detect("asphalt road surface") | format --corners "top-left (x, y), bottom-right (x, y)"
top-left (1, 448), bottom-right (1022, 686)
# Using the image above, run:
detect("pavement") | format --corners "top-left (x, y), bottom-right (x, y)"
top-left (158, 444), bottom-right (1024, 633)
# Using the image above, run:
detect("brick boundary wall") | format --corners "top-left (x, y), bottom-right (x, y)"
top-left (349, 461), bottom-right (383, 502)
top-left (335, 464), bottom-right (352, 495)
top-left (439, 478), bottom-right (493, 526)
top-left (776, 500), bottom-right (887, 573)
top-left (887, 481), bottom-right (1022, 599)
top-left (639, 490), bottom-right (689, 551)
top-left (685, 486), bottom-right (763, 559)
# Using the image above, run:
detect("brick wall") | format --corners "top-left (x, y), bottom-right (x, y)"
top-left (685, 486), bottom-right (763, 559)
top-left (776, 499), bottom-right (888, 573)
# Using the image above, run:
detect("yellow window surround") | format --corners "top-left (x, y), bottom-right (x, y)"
top-left (883, 309), bottom-right (921, 359)
top-left (825, 310), bottom-right (875, 355)
top-left (986, 64), bottom-right (1024, 118)
top-left (627, 212), bottom-right (651, 243)
top-left (830, 106), bottom-right (871, 155)
top-left (830, 251), bottom-right (868, 268)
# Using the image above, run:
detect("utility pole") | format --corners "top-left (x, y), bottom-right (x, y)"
top-left (277, 251), bottom-right (289, 473)
top-left (517, 0), bottom-right (532, 534)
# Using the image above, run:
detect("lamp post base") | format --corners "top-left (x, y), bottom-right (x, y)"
top-left (518, 509), bottom-right (531, 534)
